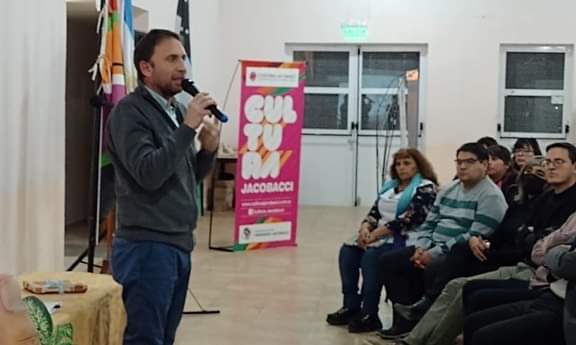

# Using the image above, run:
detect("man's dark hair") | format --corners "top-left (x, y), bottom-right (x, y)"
top-left (488, 145), bottom-right (512, 165)
top-left (477, 136), bottom-right (498, 148)
top-left (134, 29), bottom-right (181, 81)
top-left (546, 142), bottom-right (576, 163)
top-left (457, 142), bottom-right (489, 162)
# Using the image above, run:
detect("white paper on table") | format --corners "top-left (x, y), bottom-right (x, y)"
top-left (43, 302), bottom-right (62, 315)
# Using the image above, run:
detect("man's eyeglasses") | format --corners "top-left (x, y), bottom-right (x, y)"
top-left (543, 159), bottom-right (569, 168)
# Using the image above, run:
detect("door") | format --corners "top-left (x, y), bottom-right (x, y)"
top-left (356, 47), bottom-right (424, 206)
top-left (289, 46), bottom-right (359, 206)
top-left (288, 45), bottom-right (425, 206)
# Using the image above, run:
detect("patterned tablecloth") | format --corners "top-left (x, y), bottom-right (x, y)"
top-left (20, 272), bottom-right (126, 345)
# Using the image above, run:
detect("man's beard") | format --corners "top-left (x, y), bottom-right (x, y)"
top-left (158, 82), bottom-right (181, 99)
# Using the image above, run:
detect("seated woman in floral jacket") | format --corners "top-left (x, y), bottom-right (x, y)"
top-left (326, 148), bottom-right (439, 333)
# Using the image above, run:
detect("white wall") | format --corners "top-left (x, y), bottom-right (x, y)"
top-left (120, 0), bottom-right (576, 205)
top-left (210, 0), bottom-right (576, 186)
top-left (132, 0), bottom-right (222, 102)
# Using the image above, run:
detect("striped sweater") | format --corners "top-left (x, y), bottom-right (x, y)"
top-left (413, 177), bottom-right (508, 258)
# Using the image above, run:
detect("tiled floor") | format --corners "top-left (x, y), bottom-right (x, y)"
top-left (65, 206), bottom-right (396, 344)
top-left (174, 207), bottom-right (394, 345)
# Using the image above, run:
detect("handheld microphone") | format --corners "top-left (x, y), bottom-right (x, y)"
top-left (181, 79), bottom-right (229, 123)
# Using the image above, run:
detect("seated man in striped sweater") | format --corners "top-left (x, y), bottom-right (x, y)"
top-left (376, 142), bottom-right (508, 339)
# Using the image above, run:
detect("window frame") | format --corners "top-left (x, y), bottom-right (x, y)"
top-left (286, 45), bottom-right (359, 135)
top-left (498, 45), bottom-right (573, 139)
top-left (357, 46), bottom-right (425, 136)
top-left (286, 44), bottom-right (426, 138)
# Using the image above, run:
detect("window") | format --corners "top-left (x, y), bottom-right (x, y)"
top-left (292, 48), bottom-right (357, 134)
top-left (360, 52), bottom-right (419, 131)
top-left (500, 46), bottom-right (572, 138)
top-left (289, 46), bottom-right (422, 136)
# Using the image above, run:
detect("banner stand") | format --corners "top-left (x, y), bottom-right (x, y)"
top-left (233, 60), bottom-right (306, 252)
top-left (205, 60), bottom-right (306, 253)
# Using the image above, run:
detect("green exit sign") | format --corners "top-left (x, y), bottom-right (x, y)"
top-left (341, 24), bottom-right (369, 41)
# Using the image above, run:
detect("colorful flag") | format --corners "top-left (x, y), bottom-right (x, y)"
top-left (90, 0), bottom-right (136, 165)
top-left (122, 0), bottom-right (137, 92)
top-left (102, 0), bottom-right (126, 106)
top-left (88, 0), bottom-right (136, 228)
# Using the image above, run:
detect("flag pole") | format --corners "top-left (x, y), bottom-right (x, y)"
top-left (176, 0), bottom-right (222, 315)
top-left (67, 0), bottom-right (108, 272)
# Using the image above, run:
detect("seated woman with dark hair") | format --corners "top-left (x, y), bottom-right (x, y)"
top-left (511, 138), bottom-right (542, 170)
top-left (477, 136), bottom-right (498, 149)
top-left (487, 145), bottom-right (517, 203)
top-left (326, 148), bottom-right (439, 333)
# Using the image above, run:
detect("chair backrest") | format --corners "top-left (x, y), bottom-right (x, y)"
top-left (0, 274), bottom-right (40, 345)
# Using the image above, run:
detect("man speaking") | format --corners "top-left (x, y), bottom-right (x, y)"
top-left (107, 29), bottom-right (219, 345)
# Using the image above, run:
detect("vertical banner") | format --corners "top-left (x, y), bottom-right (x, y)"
top-left (234, 60), bottom-right (306, 251)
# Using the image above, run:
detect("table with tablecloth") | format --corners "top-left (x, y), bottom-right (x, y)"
top-left (19, 272), bottom-right (126, 345)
